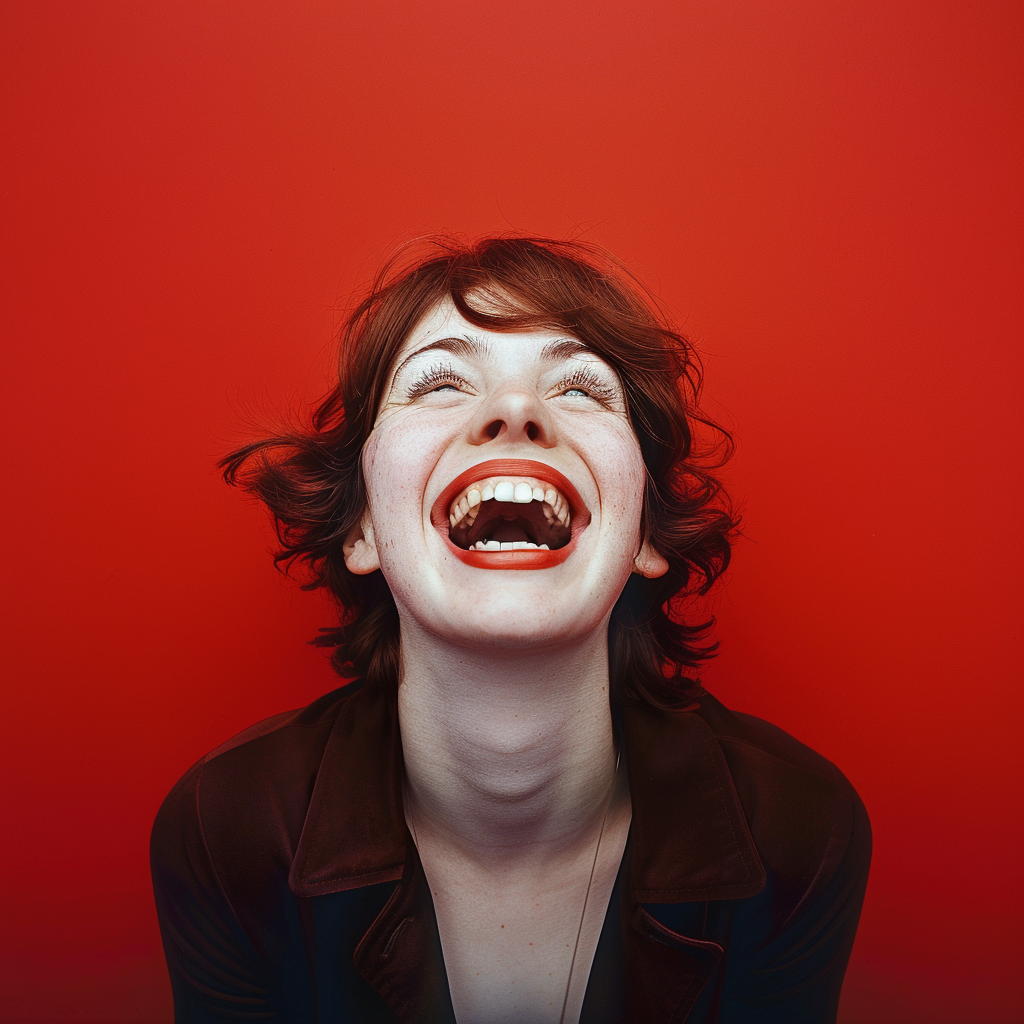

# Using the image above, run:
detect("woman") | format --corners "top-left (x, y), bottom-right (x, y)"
top-left (151, 236), bottom-right (870, 1023)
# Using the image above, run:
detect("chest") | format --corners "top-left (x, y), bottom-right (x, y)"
top-left (417, 815), bottom-right (631, 1024)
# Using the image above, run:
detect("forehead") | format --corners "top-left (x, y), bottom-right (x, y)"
top-left (400, 297), bottom-right (566, 353)
top-left (391, 297), bottom-right (607, 375)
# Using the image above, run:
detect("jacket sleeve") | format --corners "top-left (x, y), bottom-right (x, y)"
top-left (716, 784), bottom-right (872, 1023)
top-left (150, 763), bottom-right (275, 1021)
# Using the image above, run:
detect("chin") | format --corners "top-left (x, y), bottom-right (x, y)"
top-left (430, 599), bottom-right (606, 653)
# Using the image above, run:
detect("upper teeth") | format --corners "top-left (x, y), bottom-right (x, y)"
top-left (448, 476), bottom-right (571, 530)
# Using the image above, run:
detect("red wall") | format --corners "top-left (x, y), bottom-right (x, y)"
top-left (1, 2), bottom-right (1021, 1020)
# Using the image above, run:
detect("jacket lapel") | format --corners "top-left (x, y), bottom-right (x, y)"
top-left (619, 702), bottom-right (765, 1020)
top-left (289, 682), bottom-right (407, 897)
top-left (622, 702), bottom-right (765, 902)
top-left (352, 839), bottom-right (459, 1023)
top-left (289, 683), bottom-right (458, 1020)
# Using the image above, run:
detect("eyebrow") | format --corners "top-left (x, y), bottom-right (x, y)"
top-left (389, 336), bottom-right (491, 382)
top-left (539, 337), bottom-right (591, 361)
top-left (390, 334), bottom-right (593, 384)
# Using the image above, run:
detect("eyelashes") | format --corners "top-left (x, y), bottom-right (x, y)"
top-left (404, 363), bottom-right (469, 399)
top-left (553, 367), bottom-right (618, 402)
top-left (403, 361), bottom-right (620, 403)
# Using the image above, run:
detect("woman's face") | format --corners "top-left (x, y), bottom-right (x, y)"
top-left (344, 297), bottom-right (667, 653)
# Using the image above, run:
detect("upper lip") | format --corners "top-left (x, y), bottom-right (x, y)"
top-left (429, 457), bottom-right (591, 537)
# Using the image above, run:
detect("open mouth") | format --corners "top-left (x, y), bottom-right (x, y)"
top-left (430, 458), bottom-right (590, 569)
top-left (448, 475), bottom-right (572, 551)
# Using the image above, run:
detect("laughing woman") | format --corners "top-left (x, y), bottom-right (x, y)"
top-left (151, 237), bottom-right (870, 1023)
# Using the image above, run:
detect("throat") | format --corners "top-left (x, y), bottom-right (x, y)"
top-left (396, 636), bottom-right (620, 862)
top-left (486, 521), bottom-right (535, 544)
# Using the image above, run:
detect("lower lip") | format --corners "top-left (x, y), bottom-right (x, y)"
top-left (441, 532), bottom-right (580, 570)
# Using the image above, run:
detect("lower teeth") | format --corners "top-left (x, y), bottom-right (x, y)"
top-left (470, 541), bottom-right (550, 551)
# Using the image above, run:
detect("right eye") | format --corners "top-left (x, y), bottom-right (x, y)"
top-left (405, 364), bottom-right (471, 399)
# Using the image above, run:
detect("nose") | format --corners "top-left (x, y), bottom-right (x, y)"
top-left (467, 384), bottom-right (556, 448)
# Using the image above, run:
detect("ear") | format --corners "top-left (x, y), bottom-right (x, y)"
top-left (342, 511), bottom-right (381, 575)
top-left (633, 534), bottom-right (669, 579)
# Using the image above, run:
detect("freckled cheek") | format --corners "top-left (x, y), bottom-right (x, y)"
top-left (579, 428), bottom-right (647, 529)
top-left (361, 419), bottom-right (456, 550)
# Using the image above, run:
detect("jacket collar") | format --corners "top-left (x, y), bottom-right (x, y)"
top-left (621, 699), bottom-right (765, 902)
top-left (289, 680), bottom-right (765, 902)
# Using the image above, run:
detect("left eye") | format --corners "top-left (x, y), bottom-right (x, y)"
top-left (552, 367), bottom-right (617, 403)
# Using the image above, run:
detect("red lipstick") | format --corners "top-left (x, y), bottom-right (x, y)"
top-left (430, 458), bottom-right (591, 570)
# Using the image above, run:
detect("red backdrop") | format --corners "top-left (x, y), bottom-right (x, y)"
top-left (2, 2), bottom-right (1021, 1021)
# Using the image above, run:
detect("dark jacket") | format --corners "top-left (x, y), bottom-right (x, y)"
top-left (151, 680), bottom-right (870, 1022)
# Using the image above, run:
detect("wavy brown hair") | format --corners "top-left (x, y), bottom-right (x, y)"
top-left (220, 236), bottom-right (737, 709)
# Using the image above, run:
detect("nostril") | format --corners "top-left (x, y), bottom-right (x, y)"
top-left (469, 395), bottom-right (554, 447)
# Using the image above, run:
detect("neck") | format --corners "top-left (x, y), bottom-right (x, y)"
top-left (397, 621), bottom-right (618, 869)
